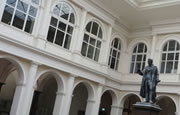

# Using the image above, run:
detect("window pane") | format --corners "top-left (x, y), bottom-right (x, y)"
top-left (115, 59), bottom-right (119, 70)
top-left (108, 56), bottom-right (111, 66)
top-left (53, 4), bottom-right (61, 16)
top-left (81, 42), bottom-right (88, 56)
top-left (167, 53), bottom-right (174, 60)
top-left (142, 62), bottom-right (145, 70)
top-left (87, 45), bottom-right (94, 59)
top-left (143, 55), bottom-right (146, 61)
top-left (31, 0), bottom-right (39, 5)
top-left (132, 55), bottom-right (136, 61)
top-left (90, 38), bottom-right (96, 46)
top-left (174, 61), bottom-right (178, 73)
top-left (163, 43), bottom-right (168, 51)
top-left (58, 21), bottom-right (66, 31)
top-left (162, 53), bottom-right (166, 60)
top-left (175, 53), bottom-right (179, 60)
top-left (50, 17), bottom-right (58, 27)
top-left (86, 22), bottom-right (92, 32)
top-left (29, 6), bottom-right (37, 17)
top-left (92, 22), bottom-right (98, 36)
top-left (138, 43), bottom-right (144, 53)
top-left (64, 34), bottom-right (71, 49)
top-left (166, 61), bottom-right (173, 73)
top-left (176, 43), bottom-right (180, 51)
top-left (112, 50), bottom-right (117, 57)
top-left (94, 48), bottom-right (100, 61)
top-left (130, 63), bottom-right (134, 73)
top-left (96, 41), bottom-right (101, 48)
top-left (137, 55), bottom-right (142, 61)
top-left (60, 4), bottom-right (70, 20)
top-left (1, 5), bottom-right (14, 25)
top-left (55, 30), bottom-right (64, 46)
top-left (25, 16), bottom-right (35, 33)
top-left (7, 0), bottom-right (17, 7)
top-left (117, 52), bottom-right (120, 59)
top-left (69, 13), bottom-right (75, 24)
top-left (17, 1), bottom-right (28, 13)
top-left (114, 39), bottom-right (119, 48)
top-left (133, 46), bottom-right (137, 53)
top-left (168, 41), bottom-right (176, 51)
top-left (135, 63), bottom-right (141, 73)
top-left (67, 25), bottom-right (73, 35)
top-left (84, 34), bottom-right (89, 42)
top-left (98, 28), bottom-right (102, 39)
top-left (110, 57), bottom-right (116, 69)
top-left (160, 62), bottom-right (165, 73)
top-left (47, 26), bottom-right (56, 43)
top-left (12, 10), bottom-right (25, 29)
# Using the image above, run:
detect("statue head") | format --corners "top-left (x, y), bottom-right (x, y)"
top-left (148, 58), bottom-right (153, 66)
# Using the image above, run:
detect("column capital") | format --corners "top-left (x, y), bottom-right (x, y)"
top-left (56, 91), bottom-right (65, 96)
top-left (31, 61), bottom-right (41, 66)
top-left (87, 99), bottom-right (95, 103)
top-left (16, 82), bottom-right (26, 87)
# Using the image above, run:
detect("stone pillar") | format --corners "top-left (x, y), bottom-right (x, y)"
top-left (118, 106), bottom-right (124, 115)
top-left (111, 105), bottom-right (121, 115)
top-left (150, 34), bottom-right (157, 59)
top-left (85, 99), bottom-right (96, 115)
top-left (10, 83), bottom-right (26, 115)
top-left (90, 84), bottom-right (103, 115)
top-left (19, 62), bottom-right (39, 115)
top-left (73, 9), bottom-right (87, 54)
top-left (61, 74), bottom-right (76, 115)
top-left (53, 92), bottom-right (65, 115)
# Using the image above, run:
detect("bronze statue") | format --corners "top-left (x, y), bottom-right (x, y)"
top-left (138, 59), bottom-right (160, 103)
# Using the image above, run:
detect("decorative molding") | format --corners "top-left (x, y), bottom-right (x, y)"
top-left (126, 0), bottom-right (180, 10)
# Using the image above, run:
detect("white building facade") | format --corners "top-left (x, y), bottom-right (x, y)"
top-left (0, 0), bottom-right (179, 115)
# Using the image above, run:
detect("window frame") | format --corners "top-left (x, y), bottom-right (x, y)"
top-left (108, 38), bottom-right (121, 71)
top-left (130, 42), bottom-right (147, 74)
top-left (81, 20), bottom-right (103, 62)
top-left (46, 2), bottom-right (76, 50)
top-left (1, 0), bottom-right (40, 34)
top-left (160, 40), bottom-right (180, 74)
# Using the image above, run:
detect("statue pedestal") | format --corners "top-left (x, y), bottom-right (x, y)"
top-left (133, 102), bottom-right (161, 115)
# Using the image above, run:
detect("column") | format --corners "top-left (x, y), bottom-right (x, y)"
top-left (90, 84), bottom-right (103, 115)
top-left (73, 9), bottom-right (87, 54)
top-left (34, 0), bottom-right (52, 49)
top-left (20, 62), bottom-right (40, 115)
top-left (53, 92), bottom-right (65, 115)
top-left (61, 74), bottom-right (76, 115)
top-left (150, 34), bottom-right (157, 59)
top-left (178, 94), bottom-right (180, 115)
top-left (111, 105), bottom-right (121, 115)
top-left (99, 25), bottom-right (112, 65)
top-left (85, 99), bottom-right (96, 115)
top-left (10, 83), bottom-right (26, 115)
top-left (118, 106), bottom-right (124, 115)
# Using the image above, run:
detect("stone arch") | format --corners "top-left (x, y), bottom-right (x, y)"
top-left (0, 55), bottom-right (26, 84)
top-left (120, 93), bottom-right (141, 115)
top-left (120, 93), bottom-right (141, 107)
top-left (73, 80), bottom-right (95, 100)
top-left (102, 89), bottom-right (118, 106)
top-left (156, 95), bottom-right (177, 115)
top-left (35, 69), bottom-right (65, 93)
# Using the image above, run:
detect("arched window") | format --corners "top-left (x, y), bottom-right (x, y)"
top-left (160, 40), bottom-right (180, 74)
top-left (108, 38), bottom-right (121, 70)
top-left (1, 0), bottom-right (39, 34)
top-left (81, 21), bottom-right (103, 61)
top-left (130, 43), bottom-right (147, 73)
top-left (47, 2), bottom-right (75, 50)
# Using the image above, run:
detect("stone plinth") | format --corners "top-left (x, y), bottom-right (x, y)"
top-left (133, 102), bottom-right (161, 115)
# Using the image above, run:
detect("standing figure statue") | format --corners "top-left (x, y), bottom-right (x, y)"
top-left (138, 59), bottom-right (160, 103)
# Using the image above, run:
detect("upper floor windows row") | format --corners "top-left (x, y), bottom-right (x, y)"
top-left (130, 40), bottom-right (180, 74)
top-left (1, 0), bottom-right (39, 33)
